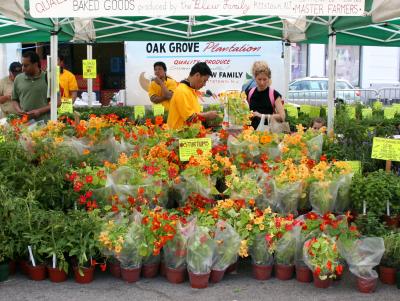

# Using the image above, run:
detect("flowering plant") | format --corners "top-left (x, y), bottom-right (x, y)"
top-left (220, 90), bottom-right (251, 128)
top-left (187, 225), bottom-right (216, 274)
top-left (303, 234), bottom-right (342, 280)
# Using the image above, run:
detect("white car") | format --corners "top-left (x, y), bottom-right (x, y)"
top-left (288, 77), bottom-right (361, 105)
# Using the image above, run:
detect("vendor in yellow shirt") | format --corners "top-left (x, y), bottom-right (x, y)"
top-left (148, 62), bottom-right (177, 110)
top-left (167, 62), bottom-right (219, 130)
top-left (58, 55), bottom-right (78, 103)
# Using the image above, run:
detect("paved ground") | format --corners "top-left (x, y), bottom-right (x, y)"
top-left (0, 261), bottom-right (398, 301)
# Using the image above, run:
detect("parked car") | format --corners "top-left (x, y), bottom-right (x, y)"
top-left (288, 77), bottom-right (361, 105)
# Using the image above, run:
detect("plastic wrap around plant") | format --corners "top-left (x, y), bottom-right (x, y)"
top-left (292, 218), bottom-right (320, 266)
top-left (335, 173), bottom-right (354, 213)
top-left (273, 180), bottom-right (302, 215)
top-left (256, 178), bottom-right (276, 210)
top-left (338, 237), bottom-right (384, 280)
top-left (212, 220), bottom-right (241, 271)
top-left (187, 225), bottom-right (216, 274)
top-left (225, 170), bottom-right (263, 204)
top-left (163, 219), bottom-right (195, 269)
top-left (107, 137), bottom-right (135, 162)
top-left (250, 233), bottom-right (274, 266)
top-left (60, 136), bottom-right (92, 156)
top-left (309, 179), bottom-right (340, 215)
top-left (306, 134), bottom-right (323, 162)
top-left (275, 230), bottom-right (296, 265)
top-left (227, 135), bottom-right (260, 158)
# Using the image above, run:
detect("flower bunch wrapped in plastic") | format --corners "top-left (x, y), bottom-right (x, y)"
top-left (303, 234), bottom-right (342, 280)
top-left (212, 220), bottom-right (241, 271)
top-left (220, 90), bottom-right (251, 129)
top-left (187, 224), bottom-right (216, 274)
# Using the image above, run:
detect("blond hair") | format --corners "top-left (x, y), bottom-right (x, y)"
top-left (251, 61), bottom-right (272, 79)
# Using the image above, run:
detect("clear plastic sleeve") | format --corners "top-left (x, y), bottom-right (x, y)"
top-left (309, 179), bottom-right (340, 215)
top-left (306, 134), bottom-right (323, 162)
top-left (250, 233), bottom-right (274, 266)
top-left (335, 173), bottom-right (354, 213)
top-left (275, 230), bottom-right (296, 265)
top-left (187, 225), bottom-right (216, 274)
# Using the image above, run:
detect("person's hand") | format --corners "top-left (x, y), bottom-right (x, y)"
top-left (252, 111), bottom-right (262, 118)
top-left (205, 110), bottom-right (219, 120)
top-left (27, 109), bottom-right (41, 119)
top-left (153, 77), bottom-right (164, 86)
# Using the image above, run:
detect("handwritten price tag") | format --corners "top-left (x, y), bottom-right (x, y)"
top-left (58, 98), bottom-right (73, 114)
top-left (83, 60), bottom-right (97, 79)
top-left (371, 137), bottom-right (400, 162)
top-left (152, 104), bottom-right (164, 116)
top-left (179, 138), bottom-right (212, 161)
top-left (134, 105), bottom-right (145, 119)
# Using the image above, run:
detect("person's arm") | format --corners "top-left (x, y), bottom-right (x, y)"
top-left (12, 101), bottom-right (25, 115)
top-left (11, 81), bottom-right (25, 115)
top-left (69, 74), bottom-right (79, 103)
top-left (70, 90), bottom-right (78, 103)
top-left (197, 111), bottom-right (219, 121)
top-left (26, 94), bottom-right (61, 119)
top-left (150, 94), bottom-right (165, 104)
top-left (271, 97), bottom-right (285, 122)
top-left (0, 95), bottom-right (11, 104)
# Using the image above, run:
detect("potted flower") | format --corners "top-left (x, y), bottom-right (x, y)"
top-left (163, 219), bottom-right (194, 284)
top-left (41, 211), bottom-right (69, 282)
top-left (303, 235), bottom-right (342, 288)
top-left (187, 225), bottom-right (216, 289)
top-left (379, 232), bottom-right (400, 285)
top-left (250, 233), bottom-right (274, 281)
top-left (211, 220), bottom-right (241, 283)
top-left (274, 230), bottom-right (296, 280)
top-left (338, 237), bottom-right (385, 293)
top-left (66, 209), bottom-right (101, 284)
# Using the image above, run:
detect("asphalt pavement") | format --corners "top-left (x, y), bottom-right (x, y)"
top-left (0, 260), bottom-right (398, 301)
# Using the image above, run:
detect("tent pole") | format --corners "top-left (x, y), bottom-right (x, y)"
top-left (50, 20), bottom-right (59, 121)
top-left (327, 24), bottom-right (336, 132)
top-left (283, 41), bottom-right (291, 100)
top-left (87, 44), bottom-right (93, 107)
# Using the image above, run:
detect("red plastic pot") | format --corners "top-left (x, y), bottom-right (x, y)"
top-left (8, 260), bottom-right (16, 275)
top-left (252, 264), bottom-right (273, 281)
top-left (121, 266), bottom-right (141, 283)
top-left (225, 261), bottom-right (238, 274)
top-left (383, 215), bottom-right (399, 229)
top-left (109, 261), bottom-right (121, 278)
top-left (48, 267), bottom-right (68, 283)
top-left (210, 269), bottom-right (226, 283)
top-left (296, 265), bottom-right (312, 283)
top-left (313, 275), bottom-right (332, 289)
top-left (73, 266), bottom-right (95, 284)
top-left (28, 264), bottom-right (47, 281)
top-left (188, 271), bottom-right (210, 289)
top-left (379, 266), bottom-right (396, 285)
top-left (165, 266), bottom-right (186, 284)
top-left (275, 264), bottom-right (294, 280)
top-left (142, 262), bottom-right (159, 278)
top-left (356, 276), bottom-right (377, 293)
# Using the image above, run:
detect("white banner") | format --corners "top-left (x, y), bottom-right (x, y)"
top-left (125, 41), bottom-right (284, 106)
top-left (30, 0), bottom-right (365, 18)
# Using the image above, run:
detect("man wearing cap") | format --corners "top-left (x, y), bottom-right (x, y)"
top-left (148, 61), bottom-right (177, 110)
top-left (12, 51), bottom-right (60, 123)
top-left (58, 55), bottom-right (78, 103)
top-left (0, 62), bottom-right (22, 117)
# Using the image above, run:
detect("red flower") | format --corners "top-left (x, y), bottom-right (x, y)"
top-left (85, 191), bottom-right (93, 198)
top-left (326, 261), bottom-right (332, 271)
top-left (111, 205), bottom-right (119, 212)
top-left (314, 267), bottom-right (321, 276)
top-left (335, 264), bottom-right (343, 275)
top-left (349, 225), bottom-right (358, 232)
top-left (85, 175), bottom-right (93, 184)
top-left (100, 264), bottom-right (107, 272)
top-left (320, 154), bottom-right (327, 161)
top-left (79, 195), bottom-right (87, 204)
top-left (306, 212), bottom-right (319, 220)
top-left (196, 149), bottom-right (203, 155)
top-left (285, 224), bottom-right (293, 231)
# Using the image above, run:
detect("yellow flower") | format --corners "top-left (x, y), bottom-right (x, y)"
top-left (259, 224), bottom-right (265, 231)
top-left (246, 224), bottom-right (253, 231)
top-left (264, 207), bottom-right (272, 214)
top-left (115, 245), bottom-right (122, 253)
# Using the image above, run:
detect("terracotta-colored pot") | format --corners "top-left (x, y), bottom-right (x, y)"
top-left (313, 275), bottom-right (332, 289)
top-left (165, 266), bottom-right (186, 284)
top-left (210, 269), bottom-right (226, 283)
top-left (383, 215), bottom-right (399, 229)
top-left (0, 262), bottom-right (9, 282)
top-left (275, 264), bottom-right (294, 280)
top-left (188, 271), bottom-right (210, 289)
top-left (109, 261), bottom-right (121, 278)
top-left (379, 266), bottom-right (396, 285)
top-left (356, 276), bottom-right (377, 293)
top-left (73, 266), bottom-right (95, 284)
top-left (225, 261), bottom-right (238, 274)
top-left (8, 260), bottom-right (16, 275)
top-left (160, 261), bottom-right (166, 277)
top-left (252, 264), bottom-right (273, 281)
top-left (19, 260), bottom-right (29, 275)
top-left (296, 265), bottom-right (312, 283)
top-left (121, 266), bottom-right (141, 283)
top-left (47, 267), bottom-right (68, 283)
top-left (142, 262), bottom-right (159, 278)
top-left (28, 264), bottom-right (47, 281)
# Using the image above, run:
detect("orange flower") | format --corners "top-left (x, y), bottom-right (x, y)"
top-left (83, 149), bottom-right (90, 155)
top-left (155, 115), bottom-right (163, 125)
top-left (260, 135), bottom-right (272, 144)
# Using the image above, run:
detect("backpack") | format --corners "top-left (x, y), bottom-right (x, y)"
top-left (247, 87), bottom-right (284, 112)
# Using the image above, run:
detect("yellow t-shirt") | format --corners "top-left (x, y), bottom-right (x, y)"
top-left (59, 69), bottom-right (78, 99)
top-left (148, 77), bottom-right (177, 110)
top-left (167, 82), bottom-right (200, 130)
